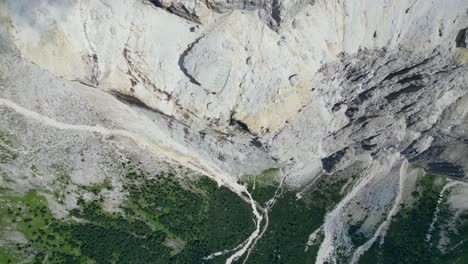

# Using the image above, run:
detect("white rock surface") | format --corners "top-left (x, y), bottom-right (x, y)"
top-left (0, 0), bottom-right (467, 263)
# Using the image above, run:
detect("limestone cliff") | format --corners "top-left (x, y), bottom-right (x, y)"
top-left (0, 0), bottom-right (467, 263)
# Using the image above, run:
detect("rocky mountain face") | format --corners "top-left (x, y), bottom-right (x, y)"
top-left (0, 0), bottom-right (467, 263)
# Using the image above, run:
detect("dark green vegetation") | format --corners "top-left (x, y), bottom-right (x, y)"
top-left (246, 174), bottom-right (349, 263)
top-left (0, 190), bottom-right (84, 263)
top-left (0, 248), bottom-right (18, 264)
top-left (0, 131), bottom-right (17, 163)
top-left (3, 160), bottom-right (467, 264)
top-left (0, 164), bottom-right (255, 263)
top-left (359, 174), bottom-right (468, 264)
top-left (81, 178), bottom-right (112, 195)
top-left (122, 165), bottom-right (255, 262)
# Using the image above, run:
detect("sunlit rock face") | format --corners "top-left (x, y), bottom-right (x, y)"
top-left (2, 0), bottom-right (466, 186)
top-left (0, 0), bottom-right (467, 263)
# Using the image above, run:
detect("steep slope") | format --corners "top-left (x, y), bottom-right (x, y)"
top-left (0, 0), bottom-right (467, 263)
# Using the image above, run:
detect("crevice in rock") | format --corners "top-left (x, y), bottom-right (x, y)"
top-left (332, 102), bottom-right (344, 112)
top-left (362, 134), bottom-right (380, 143)
top-left (250, 137), bottom-right (264, 148)
top-left (226, 113), bottom-right (266, 149)
top-left (397, 102), bottom-right (416, 114)
top-left (270, 0), bottom-right (282, 29)
top-left (351, 86), bottom-right (378, 105)
top-left (427, 162), bottom-right (465, 178)
top-left (111, 91), bottom-right (154, 110)
top-left (111, 89), bottom-right (196, 132)
top-left (82, 21), bottom-right (100, 86)
top-left (385, 84), bottom-right (424, 102)
top-left (321, 148), bottom-right (348, 173)
top-left (229, 116), bottom-right (256, 137)
top-left (121, 45), bottom-right (205, 124)
top-left (345, 106), bottom-right (359, 118)
top-left (148, 0), bottom-right (202, 24)
top-left (408, 145), bottom-right (444, 163)
top-left (122, 47), bottom-right (172, 101)
top-left (361, 143), bottom-right (377, 151)
top-left (397, 75), bottom-right (423, 84)
top-left (383, 57), bottom-right (433, 81)
top-left (455, 28), bottom-right (468, 48)
top-left (178, 36), bottom-right (204, 86)
top-left (204, 0), bottom-right (260, 13)
top-left (344, 66), bottom-right (369, 82)
top-left (230, 118), bottom-right (250, 132)
top-left (72, 80), bottom-right (97, 88)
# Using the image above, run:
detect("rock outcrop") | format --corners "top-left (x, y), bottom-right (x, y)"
top-left (0, 0), bottom-right (467, 263)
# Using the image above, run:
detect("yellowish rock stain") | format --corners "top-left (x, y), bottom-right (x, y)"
top-left (22, 26), bottom-right (84, 80)
top-left (235, 79), bottom-right (310, 136)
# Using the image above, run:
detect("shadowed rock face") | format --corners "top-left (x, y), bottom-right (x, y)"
top-left (324, 49), bottom-right (467, 175)
top-left (149, 0), bottom-right (313, 29)
top-left (456, 28), bottom-right (468, 48)
top-left (267, 46), bottom-right (468, 186)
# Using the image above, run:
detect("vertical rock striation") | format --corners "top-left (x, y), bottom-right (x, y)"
top-left (0, 0), bottom-right (467, 263)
